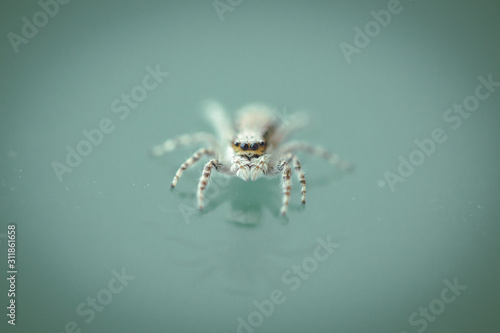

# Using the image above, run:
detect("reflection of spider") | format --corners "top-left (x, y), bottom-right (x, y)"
top-left (152, 101), bottom-right (353, 215)
top-left (143, 220), bottom-right (319, 295)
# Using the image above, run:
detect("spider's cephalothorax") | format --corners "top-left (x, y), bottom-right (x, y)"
top-left (152, 101), bottom-right (353, 216)
top-left (230, 137), bottom-right (269, 181)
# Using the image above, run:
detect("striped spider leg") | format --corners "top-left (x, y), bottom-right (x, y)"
top-left (291, 154), bottom-right (307, 204)
top-left (151, 132), bottom-right (219, 189)
top-left (197, 159), bottom-right (221, 210)
top-left (170, 147), bottom-right (216, 189)
top-left (269, 152), bottom-right (306, 215)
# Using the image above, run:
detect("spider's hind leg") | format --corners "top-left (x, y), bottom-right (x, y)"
top-left (280, 141), bottom-right (353, 172)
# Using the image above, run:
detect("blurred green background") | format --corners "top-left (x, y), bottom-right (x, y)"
top-left (1, 0), bottom-right (499, 332)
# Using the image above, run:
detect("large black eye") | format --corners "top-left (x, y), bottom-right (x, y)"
top-left (240, 143), bottom-right (249, 151)
top-left (250, 143), bottom-right (259, 151)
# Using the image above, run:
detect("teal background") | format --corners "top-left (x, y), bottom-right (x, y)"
top-left (1, 0), bottom-right (499, 332)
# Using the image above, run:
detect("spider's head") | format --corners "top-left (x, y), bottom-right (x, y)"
top-left (232, 140), bottom-right (267, 158)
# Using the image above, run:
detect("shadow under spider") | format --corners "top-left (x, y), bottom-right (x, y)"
top-left (172, 165), bottom-right (351, 225)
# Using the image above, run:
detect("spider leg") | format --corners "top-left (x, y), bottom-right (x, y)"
top-left (197, 159), bottom-right (220, 210)
top-left (279, 152), bottom-right (306, 206)
top-left (151, 132), bottom-right (219, 157)
top-left (280, 141), bottom-right (353, 172)
top-left (274, 159), bottom-right (292, 216)
top-left (291, 154), bottom-right (307, 204)
top-left (170, 148), bottom-right (215, 188)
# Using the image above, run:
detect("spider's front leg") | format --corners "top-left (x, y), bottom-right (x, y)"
top-left (277, 160), bottom-right (292, 216)
top-left (276, 153), bottom-right (306, 216)
top-left (197, 159), bottom-right (221, 210)
top-left (170, 147), bottom-right (215, 188)
top-left (291, 155), bottom-right (307, 204)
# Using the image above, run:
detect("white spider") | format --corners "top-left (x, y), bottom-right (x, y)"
top-left (152, 101), bottom-right (353, 216)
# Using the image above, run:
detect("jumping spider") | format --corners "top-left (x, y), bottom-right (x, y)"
top-left (152, 101), bottom-right (353, 215)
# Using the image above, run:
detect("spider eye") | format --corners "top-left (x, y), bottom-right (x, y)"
top-left (259, 141), bottom-right (266, 146)
top-left (240, 143), bottom-right (249, 151)
top-left (234, 142), bottom-right (239, 147)
top-left (250, 143), bottom-right (259, 151)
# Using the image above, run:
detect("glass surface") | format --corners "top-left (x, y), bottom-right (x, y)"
top-left (1, 0), bottom-right (499, 332)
